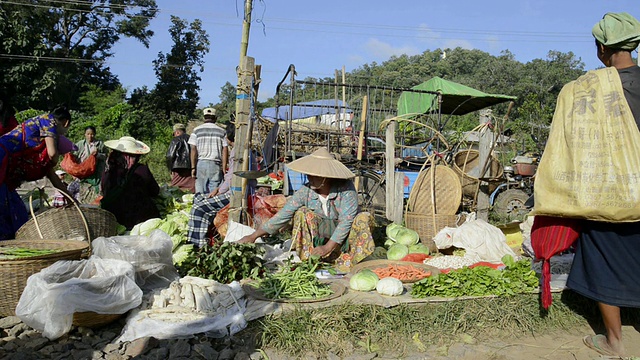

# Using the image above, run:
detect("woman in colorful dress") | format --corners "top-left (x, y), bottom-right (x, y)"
top-left (239, 147), bottom-right (375, 272)
top-left (0, 105), bottom-right (73, 239)
top-left (100, 136), bottom-right (160, 229)
top-left (73, 126), bottom-right (107, 203)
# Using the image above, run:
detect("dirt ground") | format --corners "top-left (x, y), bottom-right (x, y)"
top-left (394, 325), bottom-right (640, 360)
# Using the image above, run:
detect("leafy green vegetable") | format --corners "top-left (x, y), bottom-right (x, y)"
top-left (408, 243), bottom-right (431, 255)
top-left (179, 241), bottom-right (266, 284)
top-left (411, 257), bottom-right (539, 298)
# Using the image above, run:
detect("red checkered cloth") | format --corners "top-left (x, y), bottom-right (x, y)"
top-left (531, 216), bottom-right (581, 309)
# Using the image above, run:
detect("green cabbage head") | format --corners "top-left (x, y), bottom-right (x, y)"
top-left (387, 243), bottom-right (409, 260)
top-left (349, 269), bottom-right (379, 291)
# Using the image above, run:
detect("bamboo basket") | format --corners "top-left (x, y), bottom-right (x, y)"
top-left (16, 191), bottom-right (118, 243)
top-left (0, 240), bottom-right (89, 317)
top-left (452, 149), bottom-right (503, 197)
top-left (404, 212), bottom-right (458, 245)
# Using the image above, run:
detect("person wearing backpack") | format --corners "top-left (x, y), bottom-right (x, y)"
top-left (100, 136), bottom-right (160, 229)
top-left (166, 123), bottom-right (195, 193)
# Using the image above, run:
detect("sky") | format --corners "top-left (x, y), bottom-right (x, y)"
top-left (107, 0), bottom-right (640, 105)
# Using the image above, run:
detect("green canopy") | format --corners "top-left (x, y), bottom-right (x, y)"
top-left (397, 77), bottom-right (516, 116)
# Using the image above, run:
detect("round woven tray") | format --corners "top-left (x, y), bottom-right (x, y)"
top-left (407, 165), bottom-right (462, 215)
top-left (350, 259), bottom-right (440, 283)
top-left (243, 281), bottom-right (346, 303)
top-left (0, 240), bottom-right (90, 317)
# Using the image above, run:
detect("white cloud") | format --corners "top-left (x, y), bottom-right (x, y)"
top-left (416, 23), bottom-right (441, 46)
top-left (484, 35), bottom-right (501, 52)
top-left (363, 38), bottom-right (421, 59)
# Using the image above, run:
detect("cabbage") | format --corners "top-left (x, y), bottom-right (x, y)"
top-left (385, 223), bottom-right (402, 239)
top-left (130, 218), bottom-right (163, 236)
top-left (392, 228), bottom-right (419, 246)
top-left (349, 269), bottom-right (379, 291)
top-left (386, 223), bottom-right (419, 246)
top-left (387, 243), bottom-right (409, 260)
top-left (159, 220), bottom-right (180, 236)
top-left (172, 243), bottom-right (194, 266)
top-left (384, 238), bottom-right (396, 248)
top-left (408, 243), bottom-right (431, 255)
top-left (376, 277), bottom-right (404, 296)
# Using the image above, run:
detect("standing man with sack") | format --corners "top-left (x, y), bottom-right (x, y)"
top-left (188, 108), bottom-right (227, 194)
top-left (533, 12), bottom-right (640, 358)
top-left (166, 123), bottom-right (195, 193)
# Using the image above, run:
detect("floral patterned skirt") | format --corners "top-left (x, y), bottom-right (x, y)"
top-left (290, 207), bottom-right (375, 272)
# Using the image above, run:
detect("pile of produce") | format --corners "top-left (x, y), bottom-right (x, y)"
top-left (383, 223), bottom-right (430, 261)
top-left (253, 258), bottom-right (333, 300)
top-left (0, 247), bottom-right (60, 260)
top-left (349, 269), bottom-right (405, 296)
top-left (179, 241), bottom-right (265, 284)
top-left (371, 264), bottom-right (432, 282)
top-left (411, 255), bottom-right (539, 298)
top-left (146, 276), bottom-right (245, 315)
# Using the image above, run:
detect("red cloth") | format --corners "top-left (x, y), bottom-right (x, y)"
top-left (530, 216), bottom-right (581, 309)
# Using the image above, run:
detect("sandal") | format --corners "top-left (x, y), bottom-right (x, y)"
top-left (583, 334), bottom-right (617, 357)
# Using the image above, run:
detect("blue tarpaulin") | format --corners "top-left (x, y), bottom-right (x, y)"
top-left (261, 99), bottom-right (353, 122)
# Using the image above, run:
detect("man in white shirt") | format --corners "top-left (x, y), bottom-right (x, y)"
top-left (188, 108), bottom-right (228, 194)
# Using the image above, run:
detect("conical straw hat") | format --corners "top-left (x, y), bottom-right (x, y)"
top-left (287, 147), bottom-right (355, 179)
top-left (104, 136), bottom-right (150, 155)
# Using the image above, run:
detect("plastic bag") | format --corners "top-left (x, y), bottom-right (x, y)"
top-left (60, 152), bottom-right (96, 179)
top-left (91, 229), bottom-right (179, 291)
top-left (16, 257), bottom-right (142, 340)
top-left (433, 219), bottom-right (516, 263)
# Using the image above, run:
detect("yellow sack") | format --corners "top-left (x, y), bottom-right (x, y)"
top-left (534, 67), bottom-right (640, 222)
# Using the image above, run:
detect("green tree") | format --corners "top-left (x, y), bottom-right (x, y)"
top-left (151, 16), bottom-right (210, 121)
top-left (0, 0), bottom-right (158, 110)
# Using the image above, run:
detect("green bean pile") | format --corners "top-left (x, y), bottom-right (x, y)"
top-left (256, 259), bottom-right (334, 300)
top-left (0, 247), bottom-right (61, 260)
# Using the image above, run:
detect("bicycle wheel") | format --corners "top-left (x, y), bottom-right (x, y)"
top-left (355, 171), bottom-right (386, 219)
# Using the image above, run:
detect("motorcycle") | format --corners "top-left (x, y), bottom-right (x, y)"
top-left (489, 153), bottom-right (538, 220)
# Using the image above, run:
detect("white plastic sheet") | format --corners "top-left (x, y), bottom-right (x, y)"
top-left (92, 229), bottom-right (179, 290)
top-left (16, 257), bottom-right (142, 340)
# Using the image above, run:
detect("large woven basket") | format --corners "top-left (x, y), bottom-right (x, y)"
top-left (407, 165), bottom-right (462, 215)
top-left (16, 204), bottom-right (118, 242)
top-left (405, 212), bottom-right (458, 245)
top-left (72, 312), bottom-right (123, 328)
top-left (0, 240), bottom-right (89, 317)
top-left (452, 150), bottom-right (503, 197)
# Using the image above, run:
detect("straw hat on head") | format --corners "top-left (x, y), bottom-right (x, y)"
top-left (173, 123), bottom-right (186, 132)
top-left (287, 147), bottom-right (355, 179)
top-left (104, 136), bottom-right (150, 155)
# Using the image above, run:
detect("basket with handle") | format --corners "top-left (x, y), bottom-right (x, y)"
top-left (404, 212), bottom-right (458, 245)
top-left (15, 190), bottom-right (118, 243)
top-left (0, 239), bottom-right (89, 317)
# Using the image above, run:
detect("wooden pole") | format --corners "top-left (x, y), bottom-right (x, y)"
top-left (385, 120), bottom-right (402, 223)
top-left (342, 65), bottom-right (346, 130)
top-left (239, 0), bottom-right (252, 62)
top-left (354, 95), bottom-right (368, 191)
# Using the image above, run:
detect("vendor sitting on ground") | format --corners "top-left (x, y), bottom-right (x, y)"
top-left (239, 147), bottom-right (375, 272)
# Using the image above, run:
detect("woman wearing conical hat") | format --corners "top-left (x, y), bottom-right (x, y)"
top-left (100, 136), bottom-right (160, 229)
top-left (239, 147), bottom-right (375, 271)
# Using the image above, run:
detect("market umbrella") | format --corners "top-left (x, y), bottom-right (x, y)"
top-left (397, 77), bottom-right (516, 116)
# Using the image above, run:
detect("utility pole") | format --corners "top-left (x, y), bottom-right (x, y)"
top-left (229, 0), bottom-right (253, 223)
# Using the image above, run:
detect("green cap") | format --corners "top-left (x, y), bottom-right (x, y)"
top-left (592, 12), bottom-right (640, 50)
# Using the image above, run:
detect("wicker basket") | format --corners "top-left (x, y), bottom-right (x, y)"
top-left (72, 312), bottom-right (123, 328)
top-left (16, 204), bottom-right (118, 242)
top-left (405, 212), bottom-right (458, 244)
top-left (0, 240), bottom-right (90, 317)
top-left (407, 164), bottom-right (462, 215)
top-left (452, 150), bottom-right (503, 197)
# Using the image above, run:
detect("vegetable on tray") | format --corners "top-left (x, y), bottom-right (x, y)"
top-left (0, 247), bottom-right (61, 260)
top-left (252, 258), bottom-right (334, 300)
top-left (371, 264), bottom-right (432, 283)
